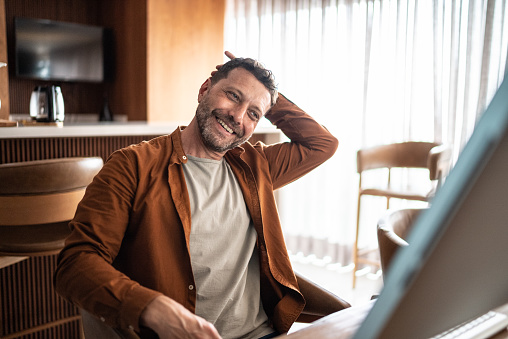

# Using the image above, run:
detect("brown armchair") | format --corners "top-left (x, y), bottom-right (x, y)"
top-left (376, 208), bottom-right (426, 276)
top-left (296, 272), bottom-right (351, 323)
top-left (0, 157), bottom-right (103, 338)
top-left (0, 157), bottom-right (103, 263)
top-left (353, 142), bottom-right (451, 287)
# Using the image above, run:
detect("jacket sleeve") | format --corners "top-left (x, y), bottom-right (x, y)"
top-left (262, 94), bottom-right (339, 190)
top-left (54, 149), bottom-right (162, 332)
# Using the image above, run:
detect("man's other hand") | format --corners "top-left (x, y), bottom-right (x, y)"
top-left (140, 295), bottom-right (222, 339)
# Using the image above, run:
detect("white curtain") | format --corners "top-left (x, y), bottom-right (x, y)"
top-left (224, 0), bottom-right (508, 267)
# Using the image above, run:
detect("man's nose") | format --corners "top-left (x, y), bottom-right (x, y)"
top-left (229, 105), bottom-right (248, 125)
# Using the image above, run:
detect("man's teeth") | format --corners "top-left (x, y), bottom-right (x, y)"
top-left (217, 118), bottom-right (234, 134)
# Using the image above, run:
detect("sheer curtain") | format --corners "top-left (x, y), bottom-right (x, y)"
top-left (224, 0), bottom-right (508, 268)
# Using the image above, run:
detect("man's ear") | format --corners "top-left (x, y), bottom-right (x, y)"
top-left (198, 78), bottom-right (212, 103)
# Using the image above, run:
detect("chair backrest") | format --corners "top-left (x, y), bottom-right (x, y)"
top-left (0, 157), bottom-right (103, 226)
top-left (0, 157), bottom-right (103, 256)
top-left (357, 142), bottom-right (440, 174)
top-left (427, 144), bottom-right (452, 181)
top-left (377, 208), bottom-right (426, 275)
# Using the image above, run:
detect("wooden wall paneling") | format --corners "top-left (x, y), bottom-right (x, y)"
top-left (0, 255), bottom-right (82, 338)
top-left (147, 0), bottom-right (225, 123)
top-left (0, 0), bottom-right (9, 120)
top-left (100, 0), bottom-right (148, 121)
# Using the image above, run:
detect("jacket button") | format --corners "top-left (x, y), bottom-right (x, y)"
top-left (189, 284), bottom-right (194, 290)
top-left (182, 155), bottom-right (187, 160)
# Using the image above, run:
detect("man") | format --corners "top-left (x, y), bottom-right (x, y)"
top-left (54, 52), bottom-right (340, 338)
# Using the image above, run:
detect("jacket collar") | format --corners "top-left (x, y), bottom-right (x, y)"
top-left (169, 127), bottom-right (188, 165)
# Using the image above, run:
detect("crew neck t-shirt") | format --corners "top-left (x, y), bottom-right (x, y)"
top-left (183, 154), bottom-right (274, 339)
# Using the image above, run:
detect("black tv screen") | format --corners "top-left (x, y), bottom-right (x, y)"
top-left (15, 17), bottom-right (105, 83)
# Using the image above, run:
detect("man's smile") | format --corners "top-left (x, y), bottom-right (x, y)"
top-left (217, 117), bottom-right (235, 134)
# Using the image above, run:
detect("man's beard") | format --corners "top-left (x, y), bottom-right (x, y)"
top-left (195, 100), bottom-right (250, 153)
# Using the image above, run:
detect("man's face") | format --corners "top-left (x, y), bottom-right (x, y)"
top-left (195, 68), bottom-right (272, 153)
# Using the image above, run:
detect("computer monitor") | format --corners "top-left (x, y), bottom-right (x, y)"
top-left (353, 75), bottom-right (508, 338)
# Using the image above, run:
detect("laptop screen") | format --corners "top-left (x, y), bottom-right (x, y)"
top-left (353, 76), bottom-right (508, 338)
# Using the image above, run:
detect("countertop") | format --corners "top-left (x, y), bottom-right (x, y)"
top-left (0, 120), bottom-right (279, 139)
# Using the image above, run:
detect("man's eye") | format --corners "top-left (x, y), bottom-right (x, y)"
top-left (249, 111), bottom-right (260, 120)
top-left (227, 91), bottom-right (239, 101)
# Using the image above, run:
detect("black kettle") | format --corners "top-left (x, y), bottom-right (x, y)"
top-left (30, 86), bottom-right (65, 122)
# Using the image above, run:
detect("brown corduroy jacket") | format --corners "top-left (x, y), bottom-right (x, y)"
top-left (54, 95), bottom-right (338, 336)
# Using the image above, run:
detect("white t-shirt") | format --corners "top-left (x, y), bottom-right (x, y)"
top-left (183, 155), bottom-right (274, 339)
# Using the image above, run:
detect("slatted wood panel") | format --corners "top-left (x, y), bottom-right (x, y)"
top-left (0, 256), bottom-right (81, 339)
top-left (0, 134), bottom-right (158, 338)
top-left (0, 135), bottom-right (158, 164)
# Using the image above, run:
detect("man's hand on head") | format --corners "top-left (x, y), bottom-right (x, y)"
top-left (224, 51), bottom-right (236, 60)
top-left (210, 51), bottom-right (237, 77)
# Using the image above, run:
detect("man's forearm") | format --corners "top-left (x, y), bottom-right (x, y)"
top-left (262, 93), bottom-right (339, 189)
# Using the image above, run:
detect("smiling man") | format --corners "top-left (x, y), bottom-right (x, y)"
top-left (54, 53), bottom-right (339, 339)
top-left (183, 58), bottom-right (275, 159)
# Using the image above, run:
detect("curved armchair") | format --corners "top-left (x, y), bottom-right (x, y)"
top-left (296, 272), bottom-right (351, 323)
top-left (377, 208), bottom-right (426, 276)
top-left (353, 142), bottom-right (451, 287)
top-left (0, 157), bottom-right (103, 339)
top-left (0, 157), bottom-right (103, 260)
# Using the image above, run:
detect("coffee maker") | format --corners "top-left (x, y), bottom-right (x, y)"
top-left (30, 86), bottom-right (65, 122)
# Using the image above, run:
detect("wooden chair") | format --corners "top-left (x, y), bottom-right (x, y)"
top-left (377, 208), bottom-right (426, 276)
top-left (427, 144), bottom-right (453, 194)
top-left (0, 157), bottom-right (103, 338)
top-left (0, 157), bottom-right (103, 263)
top-left (352, 142), bottom-right (451, 287)
top-left (295, 272), bottom-right (351, 322)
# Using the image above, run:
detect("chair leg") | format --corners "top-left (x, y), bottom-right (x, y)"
top-left (353, 193), bottom-right (362, 288)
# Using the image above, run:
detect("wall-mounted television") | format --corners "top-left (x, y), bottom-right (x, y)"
top-left (14, 17), bottom-right (108, 83)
